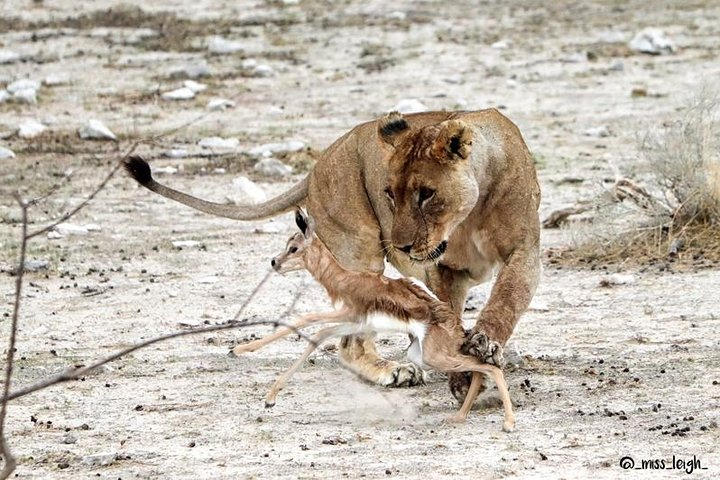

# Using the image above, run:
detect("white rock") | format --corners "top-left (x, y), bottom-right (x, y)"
top-left (44, 73), bottom-right (71, 86)
top-left (47, 231), bottom-right (62, 240)
top-left (491, 40), bottom-right (509, 49)
top-left (388, 11), bottom-right (406, 20)
top-left (198, 136), bottom-right (239, 150)
top-left (600, 273), bottom-right (636, 286)
top-left (197, 276), bottom-right (219, 284)
top-left (241, 59), bottom-right (258, 69)
top-left (0, 50), bottom-right (21, 64)
top-left (254, 157), bottom-right (292, 177)
top-left (208, 36), bottom-right (244, 54)
top-left (79, 119), bottom-right (117, 141)
top-left (584, 126), bottom-right (610, 138)
top-left (0, 146), bottom-right (15, 159)
top-left (31, 325), bottom-right (50, 336)
top-left (598, 31), bottom-right (626, 43)
top-left (392, 99), bottom-right (427, 114)
top-left (163, 148), bottom-right (188, 158)
top-left (528, 299), bottom-right (550, 312)
top-left (247, 141), bottom-right (305, 157)
top-left (24, 260), bottom-right (50, 272)
top-left (252, 64), bottom-right (274, 77)
top-left (207, 98), bottom-right (236, 111)
top-left (231, 176), bottom-right (267, 204)
top-left (18, 119), bottom-right (46, 139)
top-left (178, 319), bottom-right (201, 328)
top-left (183, 80), bottom-right (207, 93)
top-left (12, 88), bottom-right (37, 104)
top-left (172, 240), bottom-right (201, 248)
top-left (0, 90), bottom-right (10, 103)
top-left (7, 79), bottom-right (41, 93)
top-left (154, 166), bottom-right (178, 174)
top-left (54, 223), bottom-right (89, 236)
top-left (161, 87), bottom-right (195, 100)
top-left (82, 454), bottom-right (118, 467)
top-left (85, 224), bottom-right (102, 232)
top-left (629, 28), bottom-right (675, 55)
top-left (168, 62), bottom-right (212, 79)
top-left (167, 289), bottom-right (179, 298)
top-left (213, 168), bottom-right (226, 174)
top-left (254, 222), bottom-right (283, 234)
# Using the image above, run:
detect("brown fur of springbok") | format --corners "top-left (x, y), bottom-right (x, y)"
top-left (233, 210), bottom-right (515, 431)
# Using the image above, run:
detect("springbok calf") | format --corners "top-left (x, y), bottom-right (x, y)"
top-left (234, 210), bottom-right (515, 432)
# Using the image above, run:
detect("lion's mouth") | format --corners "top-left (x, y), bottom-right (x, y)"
top-left (409, 240), bottom-right (448, 262)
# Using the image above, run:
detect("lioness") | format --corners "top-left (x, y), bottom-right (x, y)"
top-left (124, 109), bottom-right (541, 401)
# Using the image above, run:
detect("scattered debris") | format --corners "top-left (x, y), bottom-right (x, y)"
top-left (629, 28), bottom-right (675, 55)
top-left (254, 158), bottom-right (292, 177)
top-left (78, 119), bottom-right (117, 141)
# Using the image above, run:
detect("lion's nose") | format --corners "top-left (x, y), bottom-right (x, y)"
top-left (397, 244), bottom-right (413, 254)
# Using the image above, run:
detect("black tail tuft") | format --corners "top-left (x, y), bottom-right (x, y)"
top-left (124, 155), bottom-right (153, 185)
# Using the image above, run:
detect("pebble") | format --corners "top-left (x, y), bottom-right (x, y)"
top-left (82, 454), bottom-right (117, 467)
top-left (47, 231), bottom-right (62, 240)
top-left (231, 176), bottom-right (267, 204)
top-left (584, 126), bottom-right (610, 138)
top-left (85, 224), bottom-right (102, 232)
top-left (30, 325), bottom-right (49, 336)
top-left (153, 166), bottom-right (178, 174)
top-left (252, 64), bottom-right (274, 77)
top-left (12, 88), bottom-right (37, 104)
top-left (62, 433), bottom-right (77, 445)
top-left (179, 319), bottom-right (201, 328)
top-left (183, 80), bottom-right (207, 93)
top-left (54, 223), bottom-right (90, 236)
top-left (78, 119), bottom-right (117, 141)
top-left (208, 36), bottom-right (244, 54)
top-left (247, 141), bottom-right (305, 158)
top-left (24, 259), bottom-right (50, 272)
top-left (207, 98), bottom-right (236, 111)
top-left (44, 73), bottom-right (71, 86)
top-left (197, 276), bottom-right (219, 284)
top-left (161, 87), bottom-right (195, 100)
top-left (7, 79), bottom-right (40, 93)
top-left (599, 273), bottom-right (636, 287)
top-left (491, 40), bottom-right (509, 49)
top-left (0, 90), bottom-right (9, 103)
top-left (18, 119), bottom-right (46, 139)
top-left (0, 50), bottom-right (21, 64)
top-left (392, 98), bottom-right (427, 114)
top-left (528, 299), bottom-right (550, 312)
top-left (168, 62), bottom-right (212, 79)
top-left (164, 148), bottom-right (189, 158)
top-left (629, 28), bottom-right (675, 55)
top-left (254, 158), bottom-right (292, 177)
top-left (254, 222), bottom-right (283, 234)
top-left (198, 136), bottom-right (239, 150)
top-left (172, 240), bottom-right (201, 248)
top-left (0, 145), bottom-right (15, 159)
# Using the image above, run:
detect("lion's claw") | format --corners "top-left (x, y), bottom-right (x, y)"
top-left (462, 331), bottom-right (505, 367)
top-left (388, 363), bottom-right (426, 388)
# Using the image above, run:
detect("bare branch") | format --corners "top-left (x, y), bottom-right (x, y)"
top-left (26, 170), bottom-right (74, 207)
top-left (0, 194), bottom-right (27, 480)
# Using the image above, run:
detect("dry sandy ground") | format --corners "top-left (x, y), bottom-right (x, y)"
top-left (1, 1), bottom-right (720, 479)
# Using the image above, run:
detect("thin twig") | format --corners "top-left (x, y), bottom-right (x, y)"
top-left (0, 195), bottom-right (27, 480)
top-left (25, 142), bottom-right (140, 240)
top-left (26, 170), bottom-right (73, 207)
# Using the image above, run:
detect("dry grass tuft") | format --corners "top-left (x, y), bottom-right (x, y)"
top-left (548, 92), bottom-right (720, 268)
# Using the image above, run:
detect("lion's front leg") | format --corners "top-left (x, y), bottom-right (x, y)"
top-left (338, 333), bottom-right (426, 387)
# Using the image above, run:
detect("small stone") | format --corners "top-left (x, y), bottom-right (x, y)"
top-left (164, 148), bottom-right (189, 158)
top-left (0, 50), bottom-right (21, 64)
top-left (584, 126), bottom-right (610, 138)
top-left (85, 224), bottom-right (102, 232)
top-left (62, 433), bottom-right (77, 444)
top-left (247, 141), bottom-right (305, 158)
top-left (12, 88), bottom-right (37, 104)
top-left (599, 273), bottom-right (636, 287)
top-left (168, 62), bottom-right (212, 79)
top-left (24, 259), bottom-right (50, 272)
top-left (254, 158), bottom-right (292, 178)
top-left (391, 99), bottom-right (427, 114)
top-left (208, 36), bottom-right (244, 54)
top-left (7, 79), bottom-right (41, 93)
top-left (321, 435), bottom-right (347, 445)
top-left (178, 319), bottom-right (201, 328)
top-left (54, 223), bottom-right (90, 236)
top-left (231, 176), bottom-right (267, 204)
top-left (78, 119), bottom-right (117, 141)
top-left (198, 136), bottom-right (239, 151)
top-left (31, 325), bottom-right (49, 336)
top-left (0, 90), bottom-right (9, 103)
top-left (254, 222), bottom-right (283, 234)
top-left (491, 40), bottom-right (509, 49)
top-left (44, 73), bottom-right (71, 86)
top-left (197, 276), bottom-right (219, 284)
top-left (162, 87), bottom-right (195, 100)
top-left (629, 28), bottom-right (675, 55)
top-left (47, 231), bottom-right (62, 239)
top-left (172, 240), bottom-right (201, 248)
top-left (0, 146), bottom-right (15, 159)
top-left (18, 119), bottom-right (46, 139)
top-left (252, 64), bottom-right (274, 77)
top-left (207, 98), bottom-right (236, 111)
top-left (153, 166), bottom-right (178, 175)
top-left (183, 80), bottom-right (207, 93)
top-left (82, 454), bottom-right (117, 467)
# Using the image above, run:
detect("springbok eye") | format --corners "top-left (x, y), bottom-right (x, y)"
top-left (288, 246), bottom-right (298, 254)
top-left (418, 186), bottom-right (435, 206)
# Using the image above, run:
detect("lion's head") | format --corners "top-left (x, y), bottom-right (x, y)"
top-left (378, 112), bottom-right (480, 263)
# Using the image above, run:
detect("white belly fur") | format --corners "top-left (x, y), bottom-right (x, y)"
top-left (363, 312), bottom-right (428, 367)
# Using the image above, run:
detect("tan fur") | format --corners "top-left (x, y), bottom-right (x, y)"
top-left (126, 109), bottom-right (540, 399)
top-left (235, 212), bottom-right (515, 431)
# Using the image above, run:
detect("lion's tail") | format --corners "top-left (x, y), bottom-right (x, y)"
top-left (123, 155), bottom-right (308, 221)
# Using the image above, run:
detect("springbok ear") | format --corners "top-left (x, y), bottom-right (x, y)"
top-left (295, 208), bottom-right (308, 236)
top-left (377, 111), bottom-right (410, 149)
top-left (432, 120), bottom-right (473, 162)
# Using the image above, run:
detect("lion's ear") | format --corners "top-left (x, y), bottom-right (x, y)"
top-left (378, 111), bottom-right (410, 149)
top-left (433, 120), bottom-right (473, 162)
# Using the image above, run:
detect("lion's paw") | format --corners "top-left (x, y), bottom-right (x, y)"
top-left (462, 330), bottom-right (505, 367)
top-left (448, 371), bottom-right (473, 403)
top-left (382, 362), bottom-right (426, 388)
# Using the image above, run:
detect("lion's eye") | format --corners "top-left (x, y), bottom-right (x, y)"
top-left (288, 246), bottom-right (298, 254)
top-left (384, 187), bottom-right (395, 208)
top-left (418, 187), bottom-right (435, 206)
